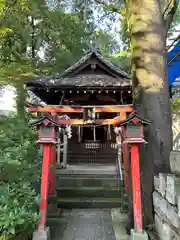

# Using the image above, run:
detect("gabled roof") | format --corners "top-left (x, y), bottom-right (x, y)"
top-left (60, 47), bottom-right (131, 79)
top-left (29, 115), bottom-right (62, 127)
top-left (115, 110), bottom-right (151, 127)
top-left (26, 47), bottom-right (132, 88)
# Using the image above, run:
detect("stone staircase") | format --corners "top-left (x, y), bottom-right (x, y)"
top-left (54, 164), bottom-right (127, 209)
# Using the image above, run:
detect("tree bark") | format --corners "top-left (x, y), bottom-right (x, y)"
top-left (126, 0), bottom-right (173, 226)
top-left (15, 83), bottom-right (27, 120)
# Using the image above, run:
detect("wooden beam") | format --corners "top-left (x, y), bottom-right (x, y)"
top-left (57, 119), bottom-right (120, 125)
top-left (28, 104), bottom-right (133, 113)
top-left (30, 118), bottom-right (122, 125)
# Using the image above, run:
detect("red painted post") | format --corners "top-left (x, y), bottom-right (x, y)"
top-left (123, 143), bottom-right (129, 193)
top-left (120, 113), bottom-right (129, 193)
top-left (52, 145), bottom-right (56, 195)
top-left (131, 143), bottom-right (143, 232)
top-left (39, 143), bottom-right (51, 231)
top-left (48, 145), bottom-right (56, 196)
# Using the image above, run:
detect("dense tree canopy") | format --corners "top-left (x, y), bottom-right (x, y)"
top-left (0, 0), bottom-right (179, 85)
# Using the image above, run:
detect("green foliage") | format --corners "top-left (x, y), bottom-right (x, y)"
top-left (0, 115), bottom-right (41, 238)
top-left (0, 0), bottom-right (133, 89)
top-left (172, 98), bottom-right (180, 113)
top-left (0, 183), bottom-right (39, 238)
top-left (0, 115), bottom-right (42, 182)
top-left (94, 29), bottom-right (121, 55)
top-left (0, 0), bottom-right (93, 83)
top-left (167, 4), bottom-right (180, 37)
top-left (111, 50), bottom-right (132, 73)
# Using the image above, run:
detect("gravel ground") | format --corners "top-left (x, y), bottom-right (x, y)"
top-left (48, 208), bottom-right (129, 240)
top-left (48, 208), bottom-right (117, 240)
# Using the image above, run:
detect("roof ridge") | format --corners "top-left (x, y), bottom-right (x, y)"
top-left (59, 49), bottom-right (131, 80)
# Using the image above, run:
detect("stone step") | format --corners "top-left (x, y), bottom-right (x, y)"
top-left (56, 176), bottom-right (122, 188)
top-left (67, 159), bottom-right (115, 164)
top-left (55, 197), bottom-right (123, 209)
top-left (56, 169), bottom-right (117, 177)
top-left (67, 158), bottom-right (117, 162)
top-left (67, 158), bottom-right (116, 161)
top-left (56, 164), bottom-right (117, 176)
top-left (67, 152), bottom-right (117, 155)
top-left (56, 187), bottom-right (122, 198)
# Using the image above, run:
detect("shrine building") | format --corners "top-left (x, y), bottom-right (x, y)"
top-left (26, 47), bottom-right (133, 167)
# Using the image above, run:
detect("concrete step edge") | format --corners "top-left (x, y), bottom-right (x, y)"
top-left (56, 198), bottom-right (122, 202)
top-left (56, 186), bottom-right (120, 191)
top-left (56, 176), bottom-right (121, 180)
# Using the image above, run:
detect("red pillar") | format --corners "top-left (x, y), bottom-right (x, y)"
top-left (48, 145), bottom-right (56, 196)
top-left (123, 143), bottom-right (129, 193)
top-left (39, 143), bottom-right (51, 231)
top-left (120, 113), bottom-right (129, 193)
top-left (131, 143), bottom-right (143, 232)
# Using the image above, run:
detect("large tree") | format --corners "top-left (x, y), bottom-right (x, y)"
top-left (125, 0), bottom-right (179, 225)
top-left (93, 0), bottom-right (179, 226)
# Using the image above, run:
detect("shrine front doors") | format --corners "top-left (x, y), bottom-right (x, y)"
top-left (67, 141), bottom-right (117, 164)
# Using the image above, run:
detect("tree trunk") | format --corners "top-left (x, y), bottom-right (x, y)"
top-left (126, 0), bottom-right (172, 226)
top-left (15, 83), bottom-right (27, 120)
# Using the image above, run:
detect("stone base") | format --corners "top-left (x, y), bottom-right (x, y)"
top-left (130, 229), bottom-right (148, 240)
top-left (48, 203), bottom-right (61, 217)
top-left (33, 227), bottom-right (50, 240)
top-left (48, 194), bottom-right (62, 217)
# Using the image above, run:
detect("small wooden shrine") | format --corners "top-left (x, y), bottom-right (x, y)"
top-left (27, 47), bottom-right (152, 239)
top-left (27, 46), bottom-right (133, 166)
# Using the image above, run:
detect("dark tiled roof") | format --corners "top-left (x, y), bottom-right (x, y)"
top-left (60, 49), bottom-right (131, 79)
top-left (57, 74), bottom-right (130, 87)
top-left (28, 74), bottom-right (130, 87)
top-left (26, 48), bottom-right (132, 88)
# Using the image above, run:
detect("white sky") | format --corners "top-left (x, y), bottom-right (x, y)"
top-left (0, 86), bottom-right (16, 111)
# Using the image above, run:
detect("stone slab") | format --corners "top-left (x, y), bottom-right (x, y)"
top-left (153, 191), bottom-right (168, 217)
top-left (155, 214), bottom-right (180, 240)
top-left (166, 174), bottom-right (180, 205)
top-left (154, 175), bottom-right (160, 193)
top-left (159, 173), bottom-right (168, 197)
top-left (130, 229), bottom-right (148, 240)
top-left (154, 214), bottom-right (162, 239)
top-left (170, 151), bottom-right (180, 175)
top-left (154, 174), bottom-right (168, 197)
top-left (33, 227), bottom-right (50, 240)
top-left (166, 203), bottom-right (180, 229)
top-left (178, 196), bottom-right (180, 218)
top-left (57, 164), bottom-right (117, 176)
top-left (153, 191), bottom-right (180, 229)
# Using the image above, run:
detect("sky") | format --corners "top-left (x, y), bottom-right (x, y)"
top-left (0, 87), bottom-right (16, 111)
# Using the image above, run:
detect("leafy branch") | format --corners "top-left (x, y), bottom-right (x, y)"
top-left (94, 0), bottom-right (122, 14)
top-left (163, 0), bottom-right (180, 31)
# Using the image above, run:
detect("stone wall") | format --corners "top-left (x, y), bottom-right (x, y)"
top-left (153, 151), bottom-right (180, 240)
